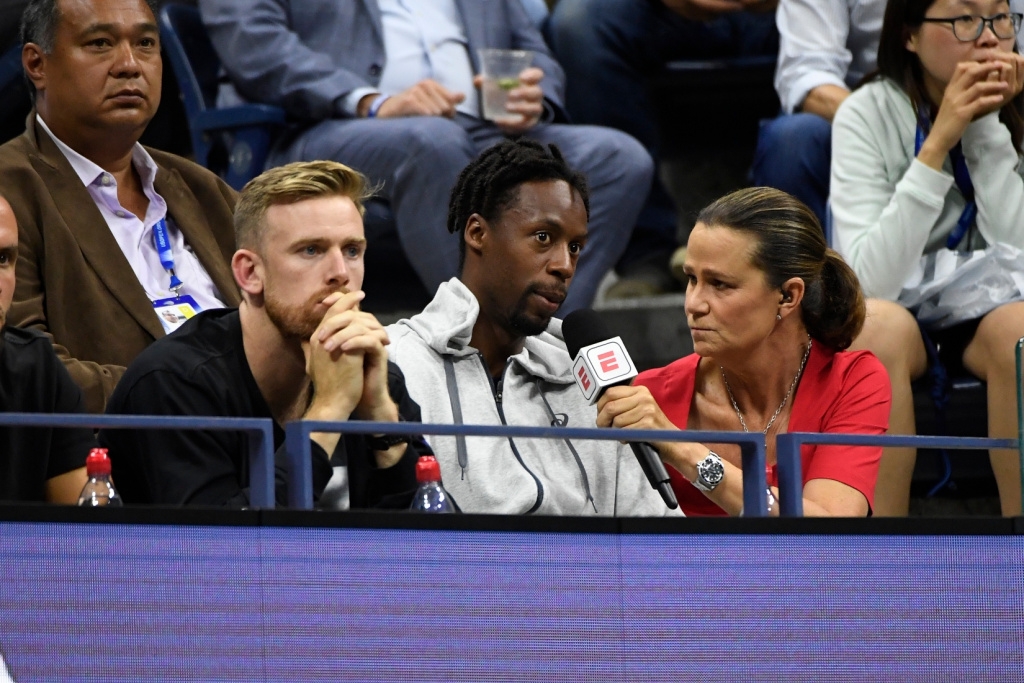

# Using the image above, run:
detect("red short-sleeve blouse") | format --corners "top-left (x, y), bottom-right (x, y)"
top-left (634, 345), bottom-right (891, 516)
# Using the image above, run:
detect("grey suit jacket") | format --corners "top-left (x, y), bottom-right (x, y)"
top-left (200, 0), bottom-right (567, 122)
top-left (0, 116), bottom-right (240, 413)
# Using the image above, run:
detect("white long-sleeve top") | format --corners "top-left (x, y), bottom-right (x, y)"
top-left (831, 78), bottom-right (1024, 300)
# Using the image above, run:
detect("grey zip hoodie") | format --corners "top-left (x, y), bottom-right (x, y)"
top-left (386, 279), bottom-right (683, 517)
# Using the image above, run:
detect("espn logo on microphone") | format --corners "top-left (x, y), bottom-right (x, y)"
top-left (571, 336), bottom-right (638, 404)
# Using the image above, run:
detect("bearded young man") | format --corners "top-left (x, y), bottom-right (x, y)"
top-left (100, 161), bottom-right (426, 509)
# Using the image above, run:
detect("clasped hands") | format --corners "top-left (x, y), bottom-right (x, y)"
top-left (373, 68), bottom-right (546, 133)
top-left (922, 48), bottom-right (1024, 164)
top-left (301, 291), bottom-right (403, 467)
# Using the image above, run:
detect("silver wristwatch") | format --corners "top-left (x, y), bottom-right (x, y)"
top-left (693, 451), bottom-right (725, 492)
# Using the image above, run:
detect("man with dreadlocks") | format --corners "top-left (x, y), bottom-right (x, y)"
top-left (386, 140), bottom-right (681, 516)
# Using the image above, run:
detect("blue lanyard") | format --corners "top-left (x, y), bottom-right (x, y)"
top-left (152, 218), bottom-right (184, 295)
top-left (914, 108), bottom-right (977, 250)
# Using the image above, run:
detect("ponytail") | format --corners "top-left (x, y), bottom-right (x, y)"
top-left (802, 249), bottom-right (866, 350)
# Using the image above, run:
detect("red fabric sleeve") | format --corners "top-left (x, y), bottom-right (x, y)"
top-left (787, 349), bottom-right (891, 512)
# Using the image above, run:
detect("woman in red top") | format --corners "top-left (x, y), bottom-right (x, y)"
top-left (597, 188), bottom-right (891, 516)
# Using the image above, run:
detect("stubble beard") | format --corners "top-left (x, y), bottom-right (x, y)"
top-left (506, 285), bottom-right (555, 338)
top-left (264, 286), bottom-right (345, 341)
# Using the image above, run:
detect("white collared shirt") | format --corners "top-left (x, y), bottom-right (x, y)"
top-left (36, 116), bottom-right (227, 313)
top-left (346, 0), bottom-right (480, 117)
top-left (774, 0), bottom-right (885, 114)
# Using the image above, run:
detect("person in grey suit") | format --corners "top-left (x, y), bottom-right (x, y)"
top-left (199, 0), bottom-right (654, 312)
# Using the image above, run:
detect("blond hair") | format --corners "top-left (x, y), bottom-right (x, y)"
top-left (234, 160), bottom-right (372, 250)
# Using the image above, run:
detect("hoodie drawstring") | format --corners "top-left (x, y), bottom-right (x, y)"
top-left (441, 355), bottom-right (545, 514)
top-left (535, 380), bottom-right (598, 514)
top-left (442, 356), bottom-right (470, 478)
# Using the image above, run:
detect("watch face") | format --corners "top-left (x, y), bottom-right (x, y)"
top-left (699, 454), bottom-right (725, 486)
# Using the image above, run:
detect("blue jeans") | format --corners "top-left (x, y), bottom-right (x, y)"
top-left (750, 112), bottom-right (833, 229)
top-left (545, 0), bottom-right (778, 269)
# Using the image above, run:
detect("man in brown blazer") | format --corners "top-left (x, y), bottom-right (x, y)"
top-left (0, 0), bottom-right (239, 413)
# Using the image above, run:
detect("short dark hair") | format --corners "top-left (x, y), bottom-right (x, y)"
top-left (446, 139), bottom-right (590, 268)
top-left (872, 0), bottom-right (1023, 152)
top-left (696, 187), bottom-right (866, 350)
top-left (19, 0), bottom-right (160, 97)
top-left (20, 0), bottom-right (62, 53)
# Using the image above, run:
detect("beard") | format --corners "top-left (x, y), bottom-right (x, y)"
top-left (264, 285), bottom-right (347, 340)
top-left (506, 282), bottom-right (565, 338)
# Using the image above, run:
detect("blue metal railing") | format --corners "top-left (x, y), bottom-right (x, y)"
top-left (10, 335), bottom-right (1024, 515)
top-left (1018, 338), bottom-right (1024, 505)
top-left (775, 433), bottom-right (1018, 517)
top-left (0, 414), bottom-right (276, 508)
top-left (4, 413), bottom-right (1019, 516)
top-left (285, 421), bottom-right (776, 515)
top-left (292, 424), bottom-right (1010, 517)
top-left (771, 337), bottom-right (1024, 516)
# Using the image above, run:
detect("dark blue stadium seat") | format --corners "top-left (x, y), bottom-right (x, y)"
top-left (914, 324), bottom-right (989, 497)
top-left (650, 54), bottom-right (778, 161)
top-left (0, 43), bottom-right (21, 92)
top-left (158, 3), bottom-right (285, 190)
top-left (158, 4), bottom-right (425, 312)
top-left (0, 43), bottom-right (32, 145)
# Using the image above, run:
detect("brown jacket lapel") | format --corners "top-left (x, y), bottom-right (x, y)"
top-left (27, 119), bottom-right (166, 340)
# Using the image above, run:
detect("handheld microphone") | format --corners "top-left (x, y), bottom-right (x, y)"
top-left (562, 309), bottom-right (678, 510)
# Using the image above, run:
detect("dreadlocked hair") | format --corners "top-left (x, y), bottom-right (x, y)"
top-left (446, 139), bottom-right (590, 268)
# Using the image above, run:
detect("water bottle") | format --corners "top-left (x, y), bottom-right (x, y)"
top-left (409, 455), bottom-right (455, 513)
top-left (77, 448), bottom-right (123, 507)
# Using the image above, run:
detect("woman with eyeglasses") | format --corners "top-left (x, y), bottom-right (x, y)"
top-left (831, 0), bottom-right (1024, 516)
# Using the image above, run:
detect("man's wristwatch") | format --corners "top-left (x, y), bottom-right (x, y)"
top-left (366, 433), bottom-right (410, 451)
top-left (693, 450), bottom-right (725, 492)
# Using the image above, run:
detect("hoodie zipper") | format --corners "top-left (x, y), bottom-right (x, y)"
top-left (479, 353), bottom-right (544, 513)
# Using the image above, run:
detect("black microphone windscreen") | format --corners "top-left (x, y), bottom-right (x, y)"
top-left (562, 309), bottom-right (613, 359)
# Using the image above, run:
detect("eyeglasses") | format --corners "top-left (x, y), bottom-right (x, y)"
top-left (920, 12), bottom-right (1023, 41)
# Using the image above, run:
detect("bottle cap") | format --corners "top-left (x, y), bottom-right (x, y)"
top-left (415, 455), bottom-right (442, 484)
top-left (85, 448), bottom-right (112, 477)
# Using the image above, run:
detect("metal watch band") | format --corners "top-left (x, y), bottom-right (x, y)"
top-left (693, 450), bottom-right (725, 492)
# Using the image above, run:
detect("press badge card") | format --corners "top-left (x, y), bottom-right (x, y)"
top-left (153, 295), bottom-right (201, 334)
